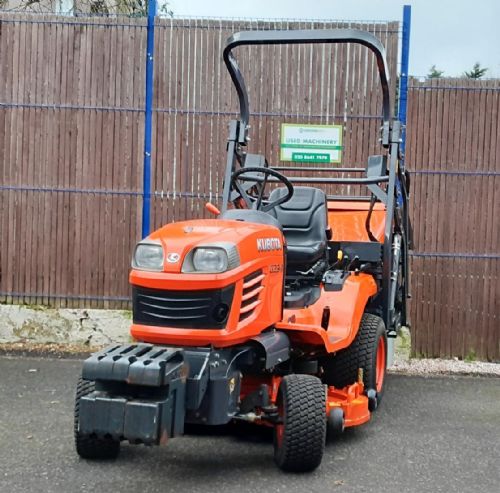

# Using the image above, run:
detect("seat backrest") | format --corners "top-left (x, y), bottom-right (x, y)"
top-left (268, 186), bottom-right (328, 249)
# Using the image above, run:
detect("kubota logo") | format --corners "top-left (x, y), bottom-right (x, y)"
top-left (257, 237), bottom-right (282, 252)
top-left (167, 253), bottom-right (180, 263)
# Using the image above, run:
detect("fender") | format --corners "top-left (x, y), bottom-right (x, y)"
top-left (276, 273), bottom-right (378, 353)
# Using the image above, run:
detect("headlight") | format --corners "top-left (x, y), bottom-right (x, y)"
top-left (193, 248), bottom-right (228, 273)
top-left (182, 243), bottom-right (239, 274)
top-left (132, 241), bottom-right (164, 271)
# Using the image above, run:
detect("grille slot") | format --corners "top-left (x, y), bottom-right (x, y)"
top-left (133, 285), bottom-right (234, 329)
top-left (240, 270), bottom-right (264, 321)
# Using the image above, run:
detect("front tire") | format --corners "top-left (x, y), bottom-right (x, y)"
top-left (322, 313), bottom-right (387, 406)
top-left (74, 377), bottom-right (120, 460)
top-left (273, 374), bottom-right (326, 472)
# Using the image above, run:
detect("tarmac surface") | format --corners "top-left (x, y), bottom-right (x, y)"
top-left (0, 356), bottom-right (499, 493)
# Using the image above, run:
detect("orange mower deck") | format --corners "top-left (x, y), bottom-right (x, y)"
top-left (327, 382), bottom-right (371, 428)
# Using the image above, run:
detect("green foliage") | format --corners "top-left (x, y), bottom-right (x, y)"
top-left (427, 65), bottom-right (444, 78)
top-left (464, 62), bottom-right (488, 79)
top-left (89, 0), bottom-right (109, 14)
top-left (410, 350), bottom-right (425, 359)
top-left (464, 349), bottom-right (477, 362)
top-left (19, 303), bottom-right (48, 311)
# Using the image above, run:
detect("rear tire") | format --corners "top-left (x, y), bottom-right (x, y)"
top-left (322, 313), bottom-right (387, 406)
top-left (273, 374), bottom-right (326, 472)
top-left (74, 377), bottom-right (120, 460)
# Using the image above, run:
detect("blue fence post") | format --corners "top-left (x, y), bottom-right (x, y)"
top-left (398, 5), bottom-right (411, 170)
top-left (142, 0), bottom-right (157, 238)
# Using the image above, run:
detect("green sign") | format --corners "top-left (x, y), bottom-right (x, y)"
top-left (280, 123), bottom-right (343, 164)
top-left (291, 152), bottom-right (330, 163)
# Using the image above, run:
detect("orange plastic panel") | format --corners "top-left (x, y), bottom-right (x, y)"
top-left (328, 201), bottom-right (386, 243)
top-left (276, 272), bottom-right (377, 353)
top-left (130, 219), bottom-right (285, 348)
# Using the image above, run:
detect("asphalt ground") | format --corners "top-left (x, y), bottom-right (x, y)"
top-left (0, 356), bottom-right (499, 493)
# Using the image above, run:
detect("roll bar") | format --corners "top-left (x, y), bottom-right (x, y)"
top-left (223, 29), bottom-right (392, 142)
top-left (221, 32), bottom-right (409, 336)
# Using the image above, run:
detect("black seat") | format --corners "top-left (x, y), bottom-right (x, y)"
top-left (268, 186), bottom-right (328, 268)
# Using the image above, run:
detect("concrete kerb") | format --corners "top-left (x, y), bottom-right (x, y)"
top-left (1, 304), bottom-right (498, 377)
top-left (0, 304), bottom-right (131, 347)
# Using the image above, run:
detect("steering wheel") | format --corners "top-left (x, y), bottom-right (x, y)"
top-left (230, 167), bottom-right (294, 212)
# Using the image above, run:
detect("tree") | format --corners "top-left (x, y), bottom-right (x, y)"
top-left (427, 65), bottom-right (444, 78)
top-left (464, 62), bottom-right (488, 79)
top-left (11, 0), bottom-right (173, 16)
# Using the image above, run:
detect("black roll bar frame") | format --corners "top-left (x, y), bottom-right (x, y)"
top-left (223, 29), bottom-right (392, 145)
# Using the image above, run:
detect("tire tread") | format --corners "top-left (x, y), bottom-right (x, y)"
top-left (74, 377), bottom-right (120, 460)
top-left (274, 374), bottom-right (326, 472)
top-left (323, 313), bottom-right (385, 392)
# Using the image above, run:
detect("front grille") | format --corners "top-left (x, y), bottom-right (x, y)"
top-left (239, 270), bottom-right (264, 322)
top-left (133, 285), bottom-right (235, 329)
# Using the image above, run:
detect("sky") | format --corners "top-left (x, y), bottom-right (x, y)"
top-left (169, 0), bottom-right (500, 78)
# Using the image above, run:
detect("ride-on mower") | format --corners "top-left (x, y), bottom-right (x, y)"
top-left (75, 29), bottom-right (410, 472)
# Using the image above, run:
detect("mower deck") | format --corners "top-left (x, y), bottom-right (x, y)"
top-left (327, 382), bottom-right (371, 428)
